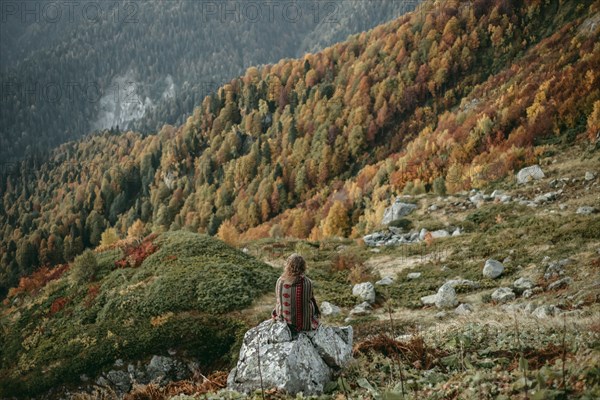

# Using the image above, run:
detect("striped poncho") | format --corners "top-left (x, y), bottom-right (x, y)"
top-left (272, 274), bottom-right (320, 332)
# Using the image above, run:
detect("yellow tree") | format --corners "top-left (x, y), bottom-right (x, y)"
top-left (218, 220), bottom-right (240, 246)
top-left (322, 201), bottom-right (350, 238)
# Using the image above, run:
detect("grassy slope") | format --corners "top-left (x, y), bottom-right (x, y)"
top-left (233, 143), bottom-right (600, 399)
top-left (0, 231), bottom-right (278, 397)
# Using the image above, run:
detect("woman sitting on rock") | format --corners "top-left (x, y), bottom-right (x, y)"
top-left (272, 253), bottom-right (320, 335)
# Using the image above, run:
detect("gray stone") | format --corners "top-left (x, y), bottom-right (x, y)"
top-left (382, 200), bottom-right (417, 225)
top-left (513, 277), bottom-right (534, 292)
top-left (114, 359), bottom-right (124, 367)
top-left (428, 204), bottom-right (439, 211)
top-left (320, 301), bottom-right (341, 317)
top-left (376, 276), bottom-right (395, 286)
top-left (547, 277), bottom-right (573, 291)
top-left (431, 229), bottom-right (450, 239)
top-left (352, 282), bottom-right (376, 304)
top-left (435, 283), bottom-right (458, 309)
top-left (434, 311), bottom-right (448, 319)
top-left (469, 193), bottom-right (485, 206)
top-left (584, 171), bottom-right (596, 181)
top-left (420, 294), bottom-right (438, 306)
top-left (106, 370), bottom-right (131, 393)
top-left (491, 287), bottom-right (515, 303)
top-left (419, 228), bottom-right (428, 241)
top-left (576, 206), bottom-right (597, 215)
top-left (532, 305), bottom-right (560, 319)
top-left (517, 165), bottom-right (545, 184)
top-left (407, 272), bottom-right (422, 280)
top-left (454, 303), bottom-right (473, 315)
top-left (146, 355), bottom-right (189, 382)
top-left (534, 191), bottom-right (560, 203)
top-left (483, 259), bottom-right (504, 279)
top-left (452, 228), bottom-right (462, 236)
top-left (522, 287), bottom-right (543, 299)
top-left (228, 320), bottom-right (343, 395)
top-left (349, 302), bottom-right (373, 316)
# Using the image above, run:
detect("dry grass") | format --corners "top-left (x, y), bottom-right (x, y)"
top-left (124, 371), bottom-right (228, 400)
top-left (354, 334), bottom-right (447, 370)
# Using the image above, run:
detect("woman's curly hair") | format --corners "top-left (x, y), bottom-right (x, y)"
top-left (283, 253), bottom-right (306, 281)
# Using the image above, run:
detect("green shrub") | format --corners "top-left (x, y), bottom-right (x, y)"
top-left (71, 250), bottom-right (99, 284)
top-left (433, 177), bottom-right (447, 196)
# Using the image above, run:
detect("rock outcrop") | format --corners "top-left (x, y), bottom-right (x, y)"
top-left (382, 199), bottom-right (417, 225)
top-left (228, 320), bottom-right (353, 396)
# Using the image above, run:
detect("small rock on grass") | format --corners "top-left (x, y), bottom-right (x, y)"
top-left (483, 259), bottom-right (504, 279)
top-left (491, 287), bottom-right (515, 303)
top-left (454, 303), bottom-right (473, 315)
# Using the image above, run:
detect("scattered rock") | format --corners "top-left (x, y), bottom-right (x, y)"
top-left (428, 204), bottom-right (439, 211)
top-left (469, 193), bottom-right (485, 207)
top-left (435, 284), bottom-right (459, 309)
top-left (421, 293), bottom-right (438, 306)
top-left (491, 287), bottom-right (515, 303)
top-left (106, 370), bottom-right (131, 393)
top-left (483, 259), bottom-right (504, 279)
top-left (320, 301), bottom-right (341, 317)
top-left (576, 206), bottom-right (597, 215)
top-left (584, 171), bottom-right (596, 181)
top-left (534, 191), bottom-right (561, 203)
top-left (430, 229), bottom-right (450, 239)
top-left (407, 272), bottom-right (422, 280)
top-left (382, 200), bottom-right (417, 225)
top-left (349, 302), bottom-right (373, 316)
top-left (352, 282), bottom-right (376, 304)
top-left (547, 277), bottom-right (573, 291)
top-left (454, 303), bottom-right (474, 315)
top-left (227, 320), bottom-right (353, 395)
top-left (434, 311), bottom-right (448, 319)
top-left (419, 228), bottom-right (428, 241)
top-left (513, 277), bottom-right (534, 292)
top-left (532, 305), bottom-right (561, 319)
top-left (452, 228), bottom-right (462, 236)
top-left (517, 165), bottom-right (545, 184)
top-left (376, 276), bottom-right (395, 286)
top-left (544, 258), bottom-right (571, 280)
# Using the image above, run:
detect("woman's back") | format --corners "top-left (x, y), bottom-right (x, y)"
top-left (272, 254), bottom-right (320, 333)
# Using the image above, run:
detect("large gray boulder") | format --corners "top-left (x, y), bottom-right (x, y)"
top-left (483, 259), bottom-right (504, 279)
top-left (228, 320), bottom-right (352, 395)
top-left (517, 165), bottom-right (545, 184)
top-left (382, 199), bottom-right (417, 225)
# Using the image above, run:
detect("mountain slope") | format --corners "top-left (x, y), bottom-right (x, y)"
top-left (0, 0), bottom-right (598, 297)
top-left (0, 0), bottom-right (418, 161)
top-left (0, 231), bottom-right (278, 397)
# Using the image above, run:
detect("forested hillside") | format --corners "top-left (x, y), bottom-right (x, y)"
top-left (0, 0), bottom-right (598, 297)
top-left (0, 0), bottom-right (418, 161)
